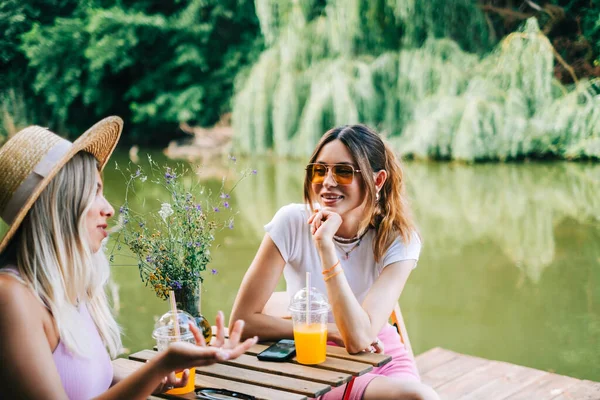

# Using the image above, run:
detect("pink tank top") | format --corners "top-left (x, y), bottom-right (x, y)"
top-left (52, 302), bottom-right (114, 399)
top-left (1, 267), bottom-right (113, 399)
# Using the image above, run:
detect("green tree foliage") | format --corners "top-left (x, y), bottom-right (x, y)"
top-left (233, 0), bottom-right (600, 161)
top-left (1, 0), bottom-right (261, 144)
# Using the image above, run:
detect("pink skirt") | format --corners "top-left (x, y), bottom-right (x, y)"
top-left (319, 324), bottom-right (420, 400)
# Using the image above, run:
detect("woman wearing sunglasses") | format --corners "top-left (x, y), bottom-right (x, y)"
top-left (230, 125), bottom-right (439, 400)
top-left (0, 117), bottom-right (257, 399)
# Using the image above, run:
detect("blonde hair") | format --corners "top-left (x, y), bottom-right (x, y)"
top-left (304, 125), bottom-right (418, 262)
top-left (3, 152), bottom-right (121, 358)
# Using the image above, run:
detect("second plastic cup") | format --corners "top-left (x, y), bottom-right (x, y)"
top-left (152, 310), bottom-right (197, 394)
top-left (289, 287), bottom-right (330, 365)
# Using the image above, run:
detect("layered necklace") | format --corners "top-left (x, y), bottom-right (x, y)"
top-left (333, 231), bottom-right (368, 260)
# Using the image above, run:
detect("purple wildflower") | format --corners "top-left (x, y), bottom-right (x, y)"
top-left (252, 169), bottom-right (257, 175)
top-left (172, 281), bottom-right (182, 290)
top-left (228, 155), bottom-right (237, 163)
top-left (195, 242), bottom-right (201, 247)
top-left (187, 242), bottom-right (193, 247)
top-left (195, 204), bottom-right (202, 211)
top-left (124, 218), bottom-right (129, 225)
top-left (146, 256), bottom-right (153, 263)
top-left (228, 220), bottom-right (234, 229)
top-left (213, 207), bottom-right (219, 212)
top-left (211, 269), bottom-right (218, 275)
top-left (135, 169), bottom-right (141, 177)
top-left (220, 193), bottom-right (230, 199)
top-left (119, 206), bottom-right (124, 213)
top-left (223, 201), bottom-right (230, 208)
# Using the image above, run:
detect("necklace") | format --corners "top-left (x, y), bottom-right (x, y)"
top-left (334, 231), bottom-right (368, 260)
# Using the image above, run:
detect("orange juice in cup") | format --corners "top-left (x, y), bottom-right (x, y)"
top-left (165, 368), bottom-right (196, 395)
top-left (289, 287), bottom-right (330, 365)
top-left (153, 310), bottom-right (198, 394)
top-left (293, 323), bottom-right (328, 364)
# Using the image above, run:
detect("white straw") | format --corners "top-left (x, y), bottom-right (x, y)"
top-left (306, 272), bottom-right (310, 325)
top-left (169, 290), bottom-right (181, 339)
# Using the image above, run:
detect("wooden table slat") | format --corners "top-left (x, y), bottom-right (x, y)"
top-left (138, 350), bottom-right (352, 387)
top-left (247, 344), bottom-right (373, 376)
top-left (222, 354), bottom-right (352, 387)
top-left (128, 350), bottom-right (331, 397)
top-left (198, 363), bottom-right (331, 397)
top-left (114, 358), bottom-right (306, 400)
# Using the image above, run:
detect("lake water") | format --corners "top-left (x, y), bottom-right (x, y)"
top-left (104, 150), bottom-right (599, 381)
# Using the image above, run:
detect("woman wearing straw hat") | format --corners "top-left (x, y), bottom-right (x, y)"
top-left (0, 117), bottom-right (258, 399)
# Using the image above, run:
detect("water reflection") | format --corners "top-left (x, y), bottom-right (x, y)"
top-left (104, 151), bottom-right (599, 380)
top-left (234, 159), bottom-right (600, 284)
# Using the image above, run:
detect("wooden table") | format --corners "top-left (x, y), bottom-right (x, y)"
top-left (113, 343), bottom-right (391, 399)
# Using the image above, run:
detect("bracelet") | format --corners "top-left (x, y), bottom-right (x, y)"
top-left (322, 260), bottom-right (340, 275)
top-left (324, 269), bottom-right (342, 282)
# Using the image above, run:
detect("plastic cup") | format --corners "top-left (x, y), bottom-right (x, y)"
top-left (288, 287), bottom-right (330, 365)
top-left (152, 310), bottom-right (197, 394)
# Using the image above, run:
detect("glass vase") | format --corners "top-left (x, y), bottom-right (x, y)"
top-left (174, 281), bottom-right (212, 343)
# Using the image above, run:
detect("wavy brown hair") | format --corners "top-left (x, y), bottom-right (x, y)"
top-left (303, 125), bottom-right (418, 262)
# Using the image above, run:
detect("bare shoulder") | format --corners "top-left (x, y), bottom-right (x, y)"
top-left (0, 274), bottom-right (41, 315)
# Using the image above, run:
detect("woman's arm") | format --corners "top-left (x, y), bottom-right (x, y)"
top-left (229, 234), bottom-right (293, 340)
top-left (325, 258), bottom-right (414, 353)
top-left (0, 277), bottom-right (69, 399)
top-left (309, 209), bottom-right (414, 353)
top-left (96, 311), bottom-right (258, 400)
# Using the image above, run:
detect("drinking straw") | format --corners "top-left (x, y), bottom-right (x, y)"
top-left (169, 290), bottom-right (181, 338)
top-left (306, 272), bottom-right (310, 325)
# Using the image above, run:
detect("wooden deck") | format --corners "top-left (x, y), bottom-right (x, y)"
top-left (417, 347), bottom-right (600, 400)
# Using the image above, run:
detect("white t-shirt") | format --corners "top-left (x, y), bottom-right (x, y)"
top-left (265, 204), bottom-right (421, 321)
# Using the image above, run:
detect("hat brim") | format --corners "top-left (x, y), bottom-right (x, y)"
top-left (0, 116), bottom-right (123, 254)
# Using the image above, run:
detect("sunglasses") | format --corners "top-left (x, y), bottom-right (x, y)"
top-left (195, 388), bottom-right (256, 399)
top-left (306, 163), bottom-right (361, 185)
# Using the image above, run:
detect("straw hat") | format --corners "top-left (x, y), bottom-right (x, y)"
top-left (0, 116), bottom-right (123, 254)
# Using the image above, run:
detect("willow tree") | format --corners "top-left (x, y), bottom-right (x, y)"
top-left (233, 1), bottom-right (600, 161)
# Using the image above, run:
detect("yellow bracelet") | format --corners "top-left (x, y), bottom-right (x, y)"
top-left (322, 260), bottom-right (340, 275)
top-left (324, 269), bottom-right (342, 282)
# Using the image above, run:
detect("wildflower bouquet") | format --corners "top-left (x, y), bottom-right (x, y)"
top-left (113, 156), bottom-right (252, 301)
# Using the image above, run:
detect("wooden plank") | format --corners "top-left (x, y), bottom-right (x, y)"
top-left (222, 354), bottom-right (352, 387)
top-left (137, 349), bottom-right (351, 387)
top-left (197, 363), bottom-right (330, 397)
top-left (461, 364), bottom-right (548, 400)
top-left (504, 372), bottom-right (582, 400)
top-left (246, 344), bottom-right (373, 376)
top-left (551, 380), bottom-right (600, 400)
top-left (320, 345), bottom-right (391, 367)
top-left (113, 358), bottom-right (306, 400)
top-left (128, 350), bottom-right (330, 397)
top-left (435, 361), bottom-right (529, 400)
top-left (415, 347), bottom-right (460, 375)
top-left (420, 352), bottom-right (489, 389)
top-left (246, 341), bottom-right (390, 367)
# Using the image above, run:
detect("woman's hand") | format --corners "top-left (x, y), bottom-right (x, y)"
top-left (158, 311), bottom-right (258, 389)
top-left (308, 208), bottom-right (342, 246)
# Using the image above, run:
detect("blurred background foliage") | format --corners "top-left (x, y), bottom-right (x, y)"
top-left (0, 0), bottom-right (262, 146)
top-left (1, 0), bottom-right (600, 160)
top-left (233, 0), bottom-right (600, 161)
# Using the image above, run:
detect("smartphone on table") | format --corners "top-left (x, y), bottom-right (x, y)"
top-left (256, 339), bottom-right (296, 362)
